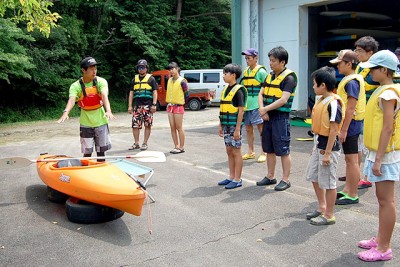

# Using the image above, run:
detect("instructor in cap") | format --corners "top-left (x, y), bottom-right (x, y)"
top-left (128, 59), bottom-right (158, 151)
top-left (58, 56), bottom-right (115, 161)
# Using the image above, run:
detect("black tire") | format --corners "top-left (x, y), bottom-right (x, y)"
top-left (65, 197), bottom-right (124, 224)
top-left (47, 186), bottom-right (69, 203)
top-left (188, 98), bottom-right (201, 111)
top-left (200, 105), bottom-right (206, 109)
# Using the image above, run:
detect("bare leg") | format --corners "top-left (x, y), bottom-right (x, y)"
top-left (168, 112), bottom-right (178, 148)
top-left (256, 123), bottom-right (265, 155)
top-left (325, 188), bottom-right (337, 219)
top-left (281, 154), bottom-right (291, 182)
top-left (245, 125), bottom-right (255, 154)
top-left (312, 182), bottom-right (326, 213)
top-left (143, 126), bottom-right (151, 144)
top-left (232, 147), bottom-right (243, 181)
top-left (266, 153), bottom-right (276, 179)
top-left (174, 113), bottom-right (185, 149)
top-left (375, 181), bottom-right (395, 252)
top-left (226, 146), bottom-right (235, 179)
top-left (343, 154), bottom-right (359, 198)
top-left (133, 128), bottom-right (140, 145)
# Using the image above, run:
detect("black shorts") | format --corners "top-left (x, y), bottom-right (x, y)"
top-left (341, 134), bottom-right (359, 154)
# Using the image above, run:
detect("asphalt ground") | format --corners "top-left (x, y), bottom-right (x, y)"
top-left (0, 107), bottom-right (399, 266)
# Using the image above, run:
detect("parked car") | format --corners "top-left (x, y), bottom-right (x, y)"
top-left (152, 70), bottom-right (216, 111)
top-left (180, 69), bottom-right (225, 104)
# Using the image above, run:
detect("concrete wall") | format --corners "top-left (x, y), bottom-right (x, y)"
top-left (238, 0), bottom-right (348, 113)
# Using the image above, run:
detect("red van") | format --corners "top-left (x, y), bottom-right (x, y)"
top-left (152, 70), bottom-right (216, 111)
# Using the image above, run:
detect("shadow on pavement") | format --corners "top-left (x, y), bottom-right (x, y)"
top-left (25, 184), bottom-right (133, 247)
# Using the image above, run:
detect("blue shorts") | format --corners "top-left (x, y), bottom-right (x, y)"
top-left (244, 109), bottom-right (263, 126)
top-left (363, 160), bottom-right (400, 182)
top-left (222, 125), bottom-right (243, 148)
top-left (261, 114), bottom-right (290, 156)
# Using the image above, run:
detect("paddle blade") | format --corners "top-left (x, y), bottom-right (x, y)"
top-left (131, 151), bottom-right (166, 163)
top-left (0, 157), bottom-right (34, 169)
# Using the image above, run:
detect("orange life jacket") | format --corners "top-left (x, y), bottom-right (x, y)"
top-left (77, 77), bottom-right (103, 110)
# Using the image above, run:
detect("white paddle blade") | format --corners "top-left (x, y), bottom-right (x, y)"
top-left (0, 157), bottom-right (34, 169)
top-left (132, 151), bottom-right (166, 163)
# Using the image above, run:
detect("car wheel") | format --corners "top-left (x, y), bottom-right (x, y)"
top-left (188, 99), bottom-right (201, 111)
top-left (47, 186), bottom-right (69, 203)
top-left (65, 197), bottom-right (124, 224)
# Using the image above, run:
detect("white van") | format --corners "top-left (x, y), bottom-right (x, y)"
top-left (180, 69), bottom-right (225, 103)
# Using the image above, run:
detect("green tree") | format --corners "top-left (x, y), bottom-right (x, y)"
top-left (0, 0), bottom-right (61, 37)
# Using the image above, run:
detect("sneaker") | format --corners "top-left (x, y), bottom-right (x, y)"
top-left (225, 180), bottom-right (242, 189)
top-left (140, 143), bottom-right (148, 151)
top-left (335, 195), bottom-right (359, 205)
top-left (274, 180), bottom-right (291, 191)
top-left (218, 178), bottom-right (232, 186)
top-left (310, 215), bottom-right (336, 225)
top-left (336, 191), bottom-right (347, 199)
top-left (358, 180), bottom-right (372, 189)
top-left (129, 143), bottom-right (140, 150)
top-left (242, 153), bottom-right (255, 160)
top-left (257, 154), bottom-right (267, 163)
top-left (256, 177), bottom-right (277, 186)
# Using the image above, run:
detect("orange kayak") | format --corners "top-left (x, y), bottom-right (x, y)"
top-left (36, 154), bottom-right (145, 216)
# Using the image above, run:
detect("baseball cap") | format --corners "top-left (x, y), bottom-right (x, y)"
top-left (136, 59), bottom-right (148, 67)
top-left (359, 50), bottom-right (399, 71)
top-left (242, 48), bottom-right (258, 57)
top-left (80, 57), bottom-right (98, 68)
top-left (329, 49), bottom-right (358, 64)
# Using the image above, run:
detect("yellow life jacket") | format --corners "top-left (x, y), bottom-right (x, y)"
top-left (133, 74), bottom-right (153, 99)
top-left (356, 65), bottom-right (379, 102)
top-left (364, 84), bottom-right (400, 152)
top-left (337, 73), bottom-right (366, 121)
top-left (311, 94), bottom-right (345, 136)
top-left (242, 65), bottom-right (266, 97)
top-left (219, 84), bottom-right (247, 125)
top-left (77, 77), bottom-right (103, 110)
top-left (166, 77), bottom-right (185, 105)
top-left (263, 69), bottom-right (297, 112)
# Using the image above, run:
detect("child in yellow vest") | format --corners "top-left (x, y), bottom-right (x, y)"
top-left (356, 50), bottom-right (400, 262)
top-left (329, 50), bottom-right (366, 205)
top-left (217, 63), bottom-right (247, 189)
top-left (305, 66), bottom-right (344, 225)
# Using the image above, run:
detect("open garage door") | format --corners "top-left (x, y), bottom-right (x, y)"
top-left (307, 0), bottom-right (400, 111)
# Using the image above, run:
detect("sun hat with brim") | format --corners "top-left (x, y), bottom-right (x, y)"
top-left (329, 49), bottom-right (358, 64)
top-left (358, 50), bottom-right (399, 71)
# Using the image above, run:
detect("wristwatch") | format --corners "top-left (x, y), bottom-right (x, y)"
top-left (152, 103), bottom-right (157, 107)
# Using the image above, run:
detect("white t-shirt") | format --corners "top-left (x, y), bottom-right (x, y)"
top-left (366, 89), bottom-right (400, 163)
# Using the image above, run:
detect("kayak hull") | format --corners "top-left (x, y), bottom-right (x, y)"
top-left (36, 155), bottom-right (145, 216)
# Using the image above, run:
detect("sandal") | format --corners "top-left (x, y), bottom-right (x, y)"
top-left (306, 210), bottom-right (322, 220)
top-left (242, 152), bottom-right (255, 160)
top-left (358, 247), bottom-right (393, 262)
top-left (140, 143), bottom-right (148, 151)
top-left (129, 143), bottom-right (140, 150)
top-left (170, 148), bottom-right (185, 154)
top-left (310, 215), bottom-right (335, 225)
top-left (358, 237), bottom-right (378, 249)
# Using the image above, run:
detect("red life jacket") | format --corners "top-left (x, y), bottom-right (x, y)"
top-left (77, 77), bottom-right (103, 110)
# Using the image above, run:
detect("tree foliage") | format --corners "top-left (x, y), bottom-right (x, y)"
top-left (0, 0), bottom-right (231, 122)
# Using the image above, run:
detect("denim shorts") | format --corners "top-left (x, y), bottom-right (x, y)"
top-left (261, 114), bottom-right (290, 156)
top-left (222, 125), bottom-right (243, 148)
top-left (363, 160), bottom-right (400, 182)
top-left (244, 109), bottom-right (263, 126)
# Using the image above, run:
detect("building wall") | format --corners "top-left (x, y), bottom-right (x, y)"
top-left (238, 0), bottom-right (347, 113)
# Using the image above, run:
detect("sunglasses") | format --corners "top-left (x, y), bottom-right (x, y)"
top-left (138, 66), bottom-right (146, 70)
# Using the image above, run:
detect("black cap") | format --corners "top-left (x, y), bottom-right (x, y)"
top-left (136, 59), bottom-right (148, 67)
top-left (80, 57), bottom-right (98, 69)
